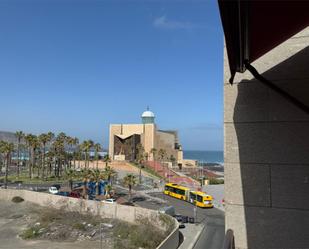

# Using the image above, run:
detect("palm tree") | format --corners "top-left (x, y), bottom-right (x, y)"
top-left (150, 147), bottom-right (157, 172)
top-left (0, 141), bottom-right (15, 189)
top-left (72, 137), bottom-right (79, 169)
top-left (91, 169), bottom-right (104, 195)
top-left (104, 164), bottom-right (116, 186)
top-left (105, 184), bottom-right (112, 198)
top-left (103, 154), bottom-right (111, 167)
top-left (158, 148), bottom-right (167, 180)
top-left (81, 140), bottom-right (93, 168)
top-left (80, 168), bottom-right (91, 199)
top-left (45, 132), bottom-right (54, 177)
top-left (136, 143), bottom-right (144, 184)
top-left (15, 131), bottom-right (24, 178)
top-left (53, 133), bottom-right (67, 178)
top-left (94, 143), bottom-right (102, 170)
top-left (158, 148), bottom-right (166, 162)
top-left (123, 173), bottom-right (137, 201)
top-left (65, 168), bottom-right (75, 191)
top-left (24, 134), bottom-right (38, 179)
top-left (150, 148), bottom-right (157, 162)
top-left (39, 133), bottom-right (49, 179)
top-left (169, 155), bottom-right (176, 167)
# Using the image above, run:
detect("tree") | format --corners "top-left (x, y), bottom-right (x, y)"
top-left (52, 133), bottom-right (67, 178)
top-left (150, 147), bottom-right (157, 172)
top-left (0, 141), bottom-right (15, 189)
top-left (136, 143), bottom-right (144, 184)
top-left (24, 134), bottom-right (38, 179)
top-left (103, 154), bottom-right (111, 167)
top-left (72, 137), bottom-right (79, 169)
top-left (39, 133), bottom-right (50, 179)
top-left (104, 164), bottom-right (116, 186)
top-left (169, 155), bottom-right (176, 167)
top-left (15, 131), bottom-right (24, 178)
top-left (158, 148), bottom-right (167, 180)
top-left (91, 169), bottom-right (105, 195)
top-left (150, 148), bottom-right (157, 162)
top-left (80, 168), bottom-right (91, 199)
top-left (158, 149), bottom-right (166, 162)
top-left (81, 140), bottom-right (93, 168)
top-left (65, 168), bottom-right (75, 191)
top-left (105, 184), bottom-right (112, 198)
top-left (94, 143), bottom-right (102, 170)
top-left (123, 173), bottom-right (137, 201)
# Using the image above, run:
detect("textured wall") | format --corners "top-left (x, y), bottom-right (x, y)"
top-left (224, 27), bottom-right (309, 249)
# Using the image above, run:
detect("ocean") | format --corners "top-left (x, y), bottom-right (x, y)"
top-left (183, 150), bottom-right (223, 164)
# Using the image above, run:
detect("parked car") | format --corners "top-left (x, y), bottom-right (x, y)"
top-left (69, 191), bottom-right (81, 198)
top-left (102, 198), bottom-right (116, 204)
top-left (49, 186), bottom-right (59, 194)
top-left (158, 206), bottom-right (175, 217)
top-left (179, 223), bottom-right (185, 229)
top-left (132, 196), bottom-right (146, 202)
top-left (73, 182), bottom-right (83, 189)
top-left (120, 202), bottom-right (135, 206)
top-left (56, 191), bottom-right (70, 197)
top-left (174, 214), bottom-right (183, 222)
top-left (51, 184), bottom-right (61, 190)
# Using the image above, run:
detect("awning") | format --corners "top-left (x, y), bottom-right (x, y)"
top-left (218, 0), bottom-right (309, 83)
top-left (218, 0), bottom-right (309, 114)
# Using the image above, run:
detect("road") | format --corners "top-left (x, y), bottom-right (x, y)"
top-left (136, 192), bottom-right (225, 249)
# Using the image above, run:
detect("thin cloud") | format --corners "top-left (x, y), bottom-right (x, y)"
top-left (153, 15), bottom-right (197, 30)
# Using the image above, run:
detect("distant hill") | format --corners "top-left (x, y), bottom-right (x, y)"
top-left (0, 131), bottom-right (18, 143)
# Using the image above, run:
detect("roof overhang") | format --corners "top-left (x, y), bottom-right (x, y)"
top-left (218, 0), bottom-right (309, 83)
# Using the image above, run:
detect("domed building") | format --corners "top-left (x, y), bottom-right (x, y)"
top-left (109, 108), bottom-right (183, 166)
top-left (141, 108), bottom-right (155, 124)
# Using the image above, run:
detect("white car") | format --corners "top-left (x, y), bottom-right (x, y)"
top-left (102, 198), bottom-right (116, 204)
top-left (49, 186), bottom-right (59, 194)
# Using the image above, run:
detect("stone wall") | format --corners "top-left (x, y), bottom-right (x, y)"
top-left (0, 189), bottom-right (179, 249)
top-left (224, 27), bottom-right (309, 248)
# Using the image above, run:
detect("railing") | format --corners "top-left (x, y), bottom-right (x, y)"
top-left (222, 229), bottom-right (235, 249)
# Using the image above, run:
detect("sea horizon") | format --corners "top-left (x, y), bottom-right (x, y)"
top-left (183, 150), bottom-right (223, 165)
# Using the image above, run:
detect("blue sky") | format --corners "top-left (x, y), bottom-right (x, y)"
top-left (0, 0), bottom-right (223, 151)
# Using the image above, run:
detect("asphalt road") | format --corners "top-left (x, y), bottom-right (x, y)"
top-left (137, 193), bottom-right (225, 249)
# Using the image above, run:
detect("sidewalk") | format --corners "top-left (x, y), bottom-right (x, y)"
top-left (178, 223), bottom-right (205, 249)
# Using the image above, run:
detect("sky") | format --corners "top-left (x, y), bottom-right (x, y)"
top-left (0, 0), bottom-right (223, 151)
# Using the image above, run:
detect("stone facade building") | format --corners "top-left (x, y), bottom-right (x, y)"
top-left (109, 109), bottom-right (183, 165)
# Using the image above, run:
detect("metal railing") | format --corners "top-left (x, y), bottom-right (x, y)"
top-left (222, 229), bottom-right (235, 249)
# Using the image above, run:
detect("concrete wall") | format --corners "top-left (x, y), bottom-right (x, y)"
top-left (224, 27), bottom-right (309, 249)
top-left (155, 131), bottom-right (177, 160)
top-left (0, 189), bottom-right (179, 249)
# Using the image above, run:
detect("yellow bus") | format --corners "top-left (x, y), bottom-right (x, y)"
top-left (164, 183), bottom-right (213, 208)
top-left (189, 191), bottom-right (213, 208)
top-left (164, 182), bottom-right (190, 201)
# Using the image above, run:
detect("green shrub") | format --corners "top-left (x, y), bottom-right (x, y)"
top-left (11, 196), bottom-right (24, 203)
top-left (20, 227), bottom-right (41, 239)
top-left (72, 223), bottom-right (86, 230)
top-left (208, 178), bottom-right (224, 185)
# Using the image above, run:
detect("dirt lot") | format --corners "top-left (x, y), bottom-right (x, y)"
top-left (0, 198), bottom-right (168, 249)
top-left (0, 200), bottom-right (111, 249)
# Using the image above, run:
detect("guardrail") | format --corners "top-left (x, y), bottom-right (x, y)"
top-left (222, 229), bottom-right (235, 249)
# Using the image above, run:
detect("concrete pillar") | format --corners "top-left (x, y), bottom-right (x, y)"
top-left (224, 27), bottom-right (309, 248)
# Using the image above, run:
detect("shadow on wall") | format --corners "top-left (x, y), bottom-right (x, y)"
top-left (233, 45), bottom-right (309, 248)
